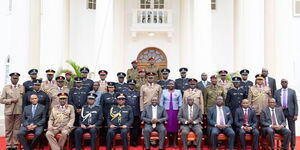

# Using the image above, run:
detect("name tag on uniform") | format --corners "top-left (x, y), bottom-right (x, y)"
top-left (91, 111), bottom-right (97, 113)
top-left (122, 111), bottom-right (128, 113)
top-left (233, 93), bottom-right (237, 95)
top-left (133, 95), bottom-right (137, 98)
top-left (239, 93), bottom-right (244, 96)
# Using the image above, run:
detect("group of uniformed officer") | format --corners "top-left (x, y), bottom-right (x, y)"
top-left (0, 57), bottom-right (298, 150)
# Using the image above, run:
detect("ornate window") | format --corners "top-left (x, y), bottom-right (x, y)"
top-left (137, 47), bottom-right (168, 69)
top-left (140, 0), bottom-right (165, 9)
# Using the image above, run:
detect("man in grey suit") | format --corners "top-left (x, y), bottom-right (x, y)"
top-left (141, 97), bottom-right (168, 150)
top-left (262, 68), bottom-right (277, 97)
top-left (260, 98), bottom-right (291, 150)
top-left (17, 94), bottom-right (47, 150)
top-left (207, 96), bottom-right (235, 150)
top-left (197, 72), bottom-right (211, 93)
top-left (274, 79), bottom-right (298, 150)
top-left (178, 96), bottom-right (203, 150)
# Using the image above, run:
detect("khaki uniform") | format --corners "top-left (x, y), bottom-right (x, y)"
top-left (203, 85), bottom-right (225, 113)
top-left (136, 78), bottom-right (147, 91)
top-left (248, 85), bottom-right (271, 115)
top-left (0, 84), bottom-right (25, 147)
top-left (183, 88), bottom-right (204, 111)
top-left (97, 80), bottom-right (108, 92)
top-left (46, 104), bottom-right (75, 150)
top-left (144, 65), bottom-right (161, 81)
top-left (41, 80), bottom-right (57, 95)
top-left (217, 80), bottom-right (233, 98)
top-left (64, 80), bottom-right (73, 89)
top-left (48, 86), bottom-right (70, 109)
top-left (127, 68), bottom-right (139, 81)
top-left (140, 83), bottom-right (162, 111)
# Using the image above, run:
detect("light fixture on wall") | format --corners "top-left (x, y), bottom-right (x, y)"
top-left (148, 32), bottom-right (155, 37)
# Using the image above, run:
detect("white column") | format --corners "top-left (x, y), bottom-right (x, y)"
top-left (112, 0), bottom-right (125, 79)
top-left (192, 0), bottom-right (212, 77)
top-left (95, 0), bottom-right (114, 80)
top-left (179, 0), bottom-right (193, 69)
top-left (234, 0), bottom-right (264, 80)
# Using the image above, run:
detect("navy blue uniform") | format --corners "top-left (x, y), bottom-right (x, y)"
top-left (115, 83), bottom-right (129, 93)
top-left (82, 78), bottom-right (94, 91)
top-left (74, 105), bottom-right (103, 150)
top-left (68, 87), bottom-right (89, 125)
top-left (225, 87), bottom-right (247, 118)
top-left (124, 89), bottom-right (140, 145)
top-left (175, 78), bottom-right (190, 93)
top-left (100, 92), bottom-right (119, 119)
top-left (23, 90), bottom-right (50, 112)
top-left (106, 105), bottom-right (133, 150)
top-left (157, 79), bottom-right (172, 90)
top-left (23, 80), bottom-right (34, 93)
top-left (240, 80), bottom-right (253, 95)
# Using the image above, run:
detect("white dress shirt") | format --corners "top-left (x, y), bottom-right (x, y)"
top-left (152, 105), bottom-right (157, 119)
top-left (216, 106), bottom-right (224, 125)
top-left (269, 107), bottom-right (278, 126)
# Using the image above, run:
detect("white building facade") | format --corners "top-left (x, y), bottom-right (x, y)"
top-left (0, 0), bottom-right (300, 135)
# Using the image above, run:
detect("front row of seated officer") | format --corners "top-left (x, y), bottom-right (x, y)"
top-left (17, 93), bottom-right (291, 150)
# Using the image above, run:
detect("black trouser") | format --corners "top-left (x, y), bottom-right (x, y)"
top-left (262, 127), bottom-right (291, 150)
top-left (130, 116), bottom-right (140, 144)
top-left (210, 127), bottom-right (235, 150)
top-left (283, 109), bottom-right (296, 149)
top-left (17, 126), bottom-right (43, 150)
top-left (106, 128), bottom-right (129, 150)
top-left (74, 127), bottom-right (98, 150)
top-left (236, 128), bottom-right (259, 150)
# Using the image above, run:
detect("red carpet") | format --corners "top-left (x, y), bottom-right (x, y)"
top-left (1, 137), bottom-right (299, 149)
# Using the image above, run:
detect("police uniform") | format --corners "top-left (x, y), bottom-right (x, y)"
top-left (225, 77), bottom-right (247, 119)
top-left (100, 82), bottom-right (119, 118)
top-left (23, 69), bottom-right (38, 93)
top-left (217, 70), bottom-right (234, 98)
top-left (115, 72), bottom-right (129, 93)
top-left (144, 57), bottom-right (161, 81)
top-left (97, 70), bottom-right (108, 92)
top-left (175, 67), bottom-right (190, 94)
top-left (23, 79), bottom-right (50, 112)
top-left (248, 74), bottom-right (272, 115)
top-left (46, 93), bottom-right (75, 150)
top-left (74, 93), bottom-right (103, 150)
top-left (157, 68), bottom-right (172, 90)
top-left (41, 69), bottom-right (57, 94)
top-left (239, 69), bottom-right (253, 95)
top-left (124, 80), bottom-right (140, 146)
top-left (140, 72), bottom-right (162, 111)
top-left (106, 93), bottom-right (133, 150)
top-left (203, 75), bottom-right (225, 113)
top-left (183, 78), bottom-right (204, 111)
top-left (68, 77), bottom-right (89, 126)
top-left (0, 72), bottom-right (25, 149)
top-left (126, 60), bottom-right (139, 81)
top-left (81, 67), bottom-right (94, 91)
top-left (48, 76), bottom-right (70, 109)
top-left (64, 72), bottom-right (74, 89)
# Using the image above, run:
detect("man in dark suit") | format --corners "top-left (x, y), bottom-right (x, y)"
top-left (207, 96), bottom-right (235, 150)
top-left (178, 96), bottom-right (203, 150)
top-left (234, 99), bottom-right (259, 150)
top-left (17, 94), bottom-right (47, 150)
top-left (197, 72), bottom-right (211, 93)
top-left (262, 68), bottom-right (277, 97)
top-left (141, 97), bottom-right (168, 150)
top-left (274, 79), bottom-right (298, 150)
top-left (260, 98), bottom-right (291, 150)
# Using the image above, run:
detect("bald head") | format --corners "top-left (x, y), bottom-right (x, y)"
top-left (201, 72), bottom-right (208, 81)
top-left (281, 78), bottom-right (288, 88)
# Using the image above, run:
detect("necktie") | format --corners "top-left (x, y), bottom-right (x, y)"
top-left (219, 107), bottom-right (225, 125)
top-left (189, 106), bottom-right (193, 120)
top-left (244, 109), bottom-right (248, 125)
top-left (264, 78), bottom-right (267, 86)
top-left (32, 105), bottom-right (36, 117)
top-left (282, 89), bottom-right (287, 108)
top-left (271, 109), bottom-right (277, 125)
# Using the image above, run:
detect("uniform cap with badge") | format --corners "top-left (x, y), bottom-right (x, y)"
top-left (240, 69), bottom-right (250, 76)
top-left (117, 72), bottom-right (126, 78)
top-left (98, 70), bottom-right (108, 75)
top-left (127, 79), bottom-right (136, 85)
top-left (28, 69), bottom-right (38, 75)
top-left (55, 76), bottom-right (65, 82)
top-left (57, 92), bottom-right (68, 99)
top-left (32, 79), bottom-right (42, 85)
top-left (87, 92), bottom-right (97, 99)
top-left (255, 74), bottom-right (264, 80)
top-left (161, 68), bottom-right (170, 74)
top-left (219, 70), bottom-right (228, 76)
top-left (74, 77), bottom-right (83, 82)
top-left (9, 72), bottom-right (20, 79)
top-left (80, 67), bottom-right (90, 73)
top-left (179, 67), bottom-right (188, 73)
top-left (46, 69), bottom-right (55, 75)
top-left (107, 82), bottom-right (115, 88)
top-left (232, 76), bottom-right (241, 83)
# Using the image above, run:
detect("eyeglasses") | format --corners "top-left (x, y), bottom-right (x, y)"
top-left (117, 98), bottom-right (125, 100)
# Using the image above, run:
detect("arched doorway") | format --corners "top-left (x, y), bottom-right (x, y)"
top-left (137, 47), bottom-right (168, 69)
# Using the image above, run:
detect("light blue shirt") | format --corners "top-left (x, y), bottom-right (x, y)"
top-left (89, 90), bottom-right (104, 106)
top-left (160, 89), bottom-right (182, 110)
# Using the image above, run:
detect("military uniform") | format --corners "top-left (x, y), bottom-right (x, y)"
top-left (64, 80), bottom-right (74, 89)
top-left (144, 64), bottom-right (161, 81)
top-left (248, 85), bottom-right (271, 115)
top-left (41, 69), bottom-right (57, 94)
top-left (82, 78), bottom-right (94, 91)
top-left (106, 104), bottom-right (133, 150)
top-left (127, 68), bottom-right (139, 81)
top-left (49, 86), bottom-right (69, 109)
top-left (240, 80), bottom-right (253, 95)
top-left (100, 92), bottom-right (119, 118)
top-left (97, 70), bottom-right (108, 92)
top-left (203, 84), bottom-right (225, 113)
top-left (157, 79), bottom-right (172, 90)
top-left (183, 88), bottom-right (204, 112)
top-left (0, 73), bottom-right (25, 149)
top-left (217, 80), bottom-right (234, 97)
top-left (124, 82), bottom-right (140, 145)
top-left (136, 78), bottom-right (147, 90)
top-left (74, 100), bottom-right (103, 150)
top-left (225, 77), bottom-right (247, 118)
top-left (23, 69), bottom-right (38, 93)
top-left (46, 103), bottom-right (75, 150)
top-left (140, 82), bottom-right (162, 111)
top-left (175, 78), bottom-right (189, 93)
